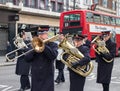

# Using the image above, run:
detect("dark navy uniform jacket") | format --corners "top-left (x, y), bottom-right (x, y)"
top-left (96, 39), bottom-right (116, 84)
top-left (16, 40), bottom-right (31, 75)
top-left (69, 45), bottom-right (91, 91)
top-left (25, 42), bottom-right (58, 91)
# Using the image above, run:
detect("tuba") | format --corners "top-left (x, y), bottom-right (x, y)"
top-left (91, 36), bottom-right (113, 63)
top-left (59, 38), bottom-right (94, 77)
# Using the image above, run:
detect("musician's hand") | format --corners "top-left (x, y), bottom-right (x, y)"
top-left (99, 52), bottom-right (104, 57)
top-left (71, 61), bottom-right (80, 68)
top-left (70, 48), bottom-right (79, 54)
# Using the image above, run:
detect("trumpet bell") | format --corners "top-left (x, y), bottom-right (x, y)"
top-left (32, 37), bottom-right (45, 53)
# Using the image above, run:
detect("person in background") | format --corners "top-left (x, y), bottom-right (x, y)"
top-left (83, 34), bottom-right (91, 49)
top-left (69, 34), bottom-right (91, 91)
top-left (6, 41), bottom-right (12, 62)
top-left (15, 32), bottom-right (31, 91)
top-left (55, 33), bottom-right (65, 84)
top-left (95, 31), bottom-right (116, 91)
top-left (25, 26), bottom-right (58, 91)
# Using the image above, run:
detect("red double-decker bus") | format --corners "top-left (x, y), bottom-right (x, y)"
top-left (60, 10), bottom-right (120, 58)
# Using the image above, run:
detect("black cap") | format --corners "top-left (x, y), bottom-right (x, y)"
top-left (37, 25), bottom-right (50, 35)
top-left (73, 34), bottom-right (85, 40)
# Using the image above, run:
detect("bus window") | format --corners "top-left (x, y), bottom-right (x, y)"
top-left (64, 14), bottom-right (80, 27)
top-left (100, 15), bottom-right (104, 24)
top-left (116, 18), bottom-right (120, 25)
top-left (93, 14), bottom-right (101, 23)
top-left (103, 16), bottom-right (110, 25)
top-left (110, 17), bottom-right (116, 25)
top-left (64, 14), bottom-right (80, 21)
top-left (86, 12), bottom-right (93, 22)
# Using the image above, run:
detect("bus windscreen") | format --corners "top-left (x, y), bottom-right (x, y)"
top-left (64, 14), bottom-right (81, 27)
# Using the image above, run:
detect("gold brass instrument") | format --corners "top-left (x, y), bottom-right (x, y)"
top-left (59, 37), bottom-right (94, 77)
top-left (91, 36), bottom-right (113, 63)
top-left (32, 34), bottom-right (59, 53)
top-left (5, 34), bottom-right (59, 62)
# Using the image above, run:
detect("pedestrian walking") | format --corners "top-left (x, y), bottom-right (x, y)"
top-left (55, 33), bottom-right (65, 84)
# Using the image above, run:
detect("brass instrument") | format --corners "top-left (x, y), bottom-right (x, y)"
top-left (91, 36), bottom-right (113, 63)
top-left (59, 37), bottom-right (94, 77)
top-left (32, 34), bottom-right (59, 52)
top-left (5, 34), bottom-right (59, 62)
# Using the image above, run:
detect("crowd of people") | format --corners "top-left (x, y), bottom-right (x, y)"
top-left (8, 25), bottom-right (116, 91)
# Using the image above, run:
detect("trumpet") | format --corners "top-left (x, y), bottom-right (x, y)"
top-left (5, 34), bottom-right (59, 62)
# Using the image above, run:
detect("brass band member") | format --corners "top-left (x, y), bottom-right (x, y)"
top-left (69, 34), bottom-right (91, 91)
top-left (25, 26), bottom-right (58, 91)
top-left (15, 32), bottom-right (31, 91)
top-left (95, 31), bottom-right (116, 91)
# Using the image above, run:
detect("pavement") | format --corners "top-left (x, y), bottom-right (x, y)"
top-left (0, 56), bottom-right (16, 67)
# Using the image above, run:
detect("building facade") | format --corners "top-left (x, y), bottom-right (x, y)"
top-left (0, 0), bottom-right (118, 55)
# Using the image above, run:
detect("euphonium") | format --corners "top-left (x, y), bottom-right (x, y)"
top-left (91, 36), bottom-right (113, 63)
top-left (32, 34), bottom-right (59, 52)
top-left (59, 38), bottom-right (94, 77)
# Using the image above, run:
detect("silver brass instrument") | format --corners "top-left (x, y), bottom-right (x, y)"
top-left (91, 36), bottom-right (113, 63)
top-left (59, 37), bottom-right (94, 77)
top-left (5, 34), bottom-right (59, 62)
top-left (14, 35), bottom-right (28, 49)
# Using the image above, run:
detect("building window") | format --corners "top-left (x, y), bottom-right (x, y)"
top-left (8, 0), bottom-right (13, 3)
top-left (51, 1), bottom-right (56, 11)
top-left (0, 0), bottom-right (7, 4)
top-left (57, 3), bottom-right (63, 12)
top-left (0, 0), bottom-right (4, 4)
top-left (40, 0), bottom-right (45, 9)
top-left (66, 0), bottom-right (69, 11)
top-left (84, 0), bottom-right (93, 5)
top-left (84, 0), bottom-right (89, 5)
top-left (23, 0), bottom-right (28, 7)
top-left (94, 0), bottom-right (98, 4)
top-left (29, 0), bottom-right (36, 8)
top-left (112, 1), bottom-right (116, 10)
top-left (57, 0), bottom-right (63, 3)
top-left (102, 0), bottom-right (107, 8)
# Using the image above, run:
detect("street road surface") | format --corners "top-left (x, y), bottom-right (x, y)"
top-left (0, 57), bottom-right (120, 91)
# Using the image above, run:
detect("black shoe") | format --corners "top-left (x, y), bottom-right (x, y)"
top-left (18, 88), bottom-right (24, 91)
top-left (24, 86), bottom-right (30, 90)
top-left (61, 79), bottom-right (65, 82)
top-left (55, 79), bottom-right (60, 84)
